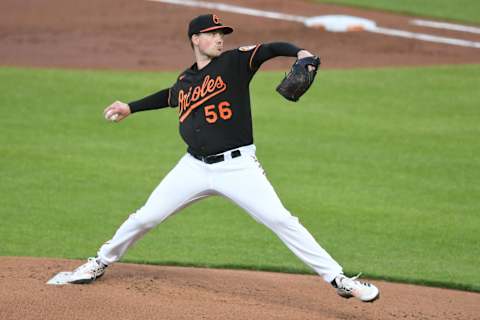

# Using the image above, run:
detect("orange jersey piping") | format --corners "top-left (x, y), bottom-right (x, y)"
top-left (249, 44), bottom-right (261, 70)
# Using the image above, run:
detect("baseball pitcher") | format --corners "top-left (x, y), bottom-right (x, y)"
top-left (68, 14), bottom-right (379, 303)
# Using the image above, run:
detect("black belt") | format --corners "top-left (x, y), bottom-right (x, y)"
top-left (191, 149), bottom-right (242, 164)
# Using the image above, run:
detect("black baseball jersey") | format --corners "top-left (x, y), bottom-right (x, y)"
top-left (128, 42), bottom-right (301, 156)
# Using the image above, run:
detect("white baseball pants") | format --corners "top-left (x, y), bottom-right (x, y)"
top-left (97, 144), bottom-right (343, 282)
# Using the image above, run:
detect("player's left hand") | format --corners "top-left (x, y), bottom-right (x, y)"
top-left (276, 54), bottom-right (321, 102)
top-left (297, 50), bottom-right (316, 71)
top-left (297, 49), bottom-right (314, 59)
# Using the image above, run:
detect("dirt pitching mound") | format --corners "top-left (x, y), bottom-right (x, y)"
top-left (1, 257), bottom-right (479, 320)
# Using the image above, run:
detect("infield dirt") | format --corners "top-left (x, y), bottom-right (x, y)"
top-left (1, 0), bottom-right (479, 319)
top-left (1, 0), bottom-right (480, 70)
top-left (1, 257), bottom-right (479, 320)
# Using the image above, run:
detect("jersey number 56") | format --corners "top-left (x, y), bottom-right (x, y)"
top-left (204, 101), bottom-right (233, 124)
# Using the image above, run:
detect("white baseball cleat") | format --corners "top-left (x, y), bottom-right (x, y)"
top-left (332, 273), bottom-right (380, 302)
top-left (68, 257), bottom-right (108, 284)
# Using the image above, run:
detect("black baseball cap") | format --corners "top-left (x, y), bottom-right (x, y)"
top-left (188, 14), bottom-right (233, 38)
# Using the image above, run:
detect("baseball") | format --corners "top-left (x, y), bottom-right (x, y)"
top-left (109, 113), bottom-right (119, 122)
top-left (105, 110), bottom-right (119, 122)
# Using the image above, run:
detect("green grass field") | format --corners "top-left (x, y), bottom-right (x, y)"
top-left (1, 65), bottom-right (479, 291)
top-left (316, 0), bottom-right (480, 24)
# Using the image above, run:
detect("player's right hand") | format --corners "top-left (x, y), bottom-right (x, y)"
top-left (103, 101), bottom-right (131, 122)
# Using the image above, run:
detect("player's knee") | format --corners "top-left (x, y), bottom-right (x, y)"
top-left (137, 219), bottom-right (158, 230)
top-left (129, 212), bottom-right (160, 230)
top-left (263, 210), bottom-right (297, 229)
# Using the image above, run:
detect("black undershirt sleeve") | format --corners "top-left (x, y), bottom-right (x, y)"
top-left (128, 88), bottom-right (170, 113)
top-left (250, 42), bottom-right (302, 70)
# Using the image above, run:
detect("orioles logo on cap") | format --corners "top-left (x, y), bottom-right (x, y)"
top-left (212, 14), bottom-right (221, 24)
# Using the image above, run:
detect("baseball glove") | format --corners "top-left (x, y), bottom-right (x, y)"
top-left (276, 56), bottom-right (321, 102)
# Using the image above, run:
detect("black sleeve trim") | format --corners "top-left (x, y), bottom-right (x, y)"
top-left (128, 88), bottom-right (170, 113)
top-left (250, 42), bottom-right (302, 70)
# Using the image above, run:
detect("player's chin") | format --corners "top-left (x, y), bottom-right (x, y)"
top-left (211, 48), bottom-right (223, 57)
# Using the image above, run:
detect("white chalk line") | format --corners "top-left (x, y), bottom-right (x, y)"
top-left (372, 27), bottom-right (480, 49)
top-left (149, 0), bottom-right (480, 49)
top-left (152, 0), bottom-right (307, 22)
top-left (411, 19), bottom-right (480, 35)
